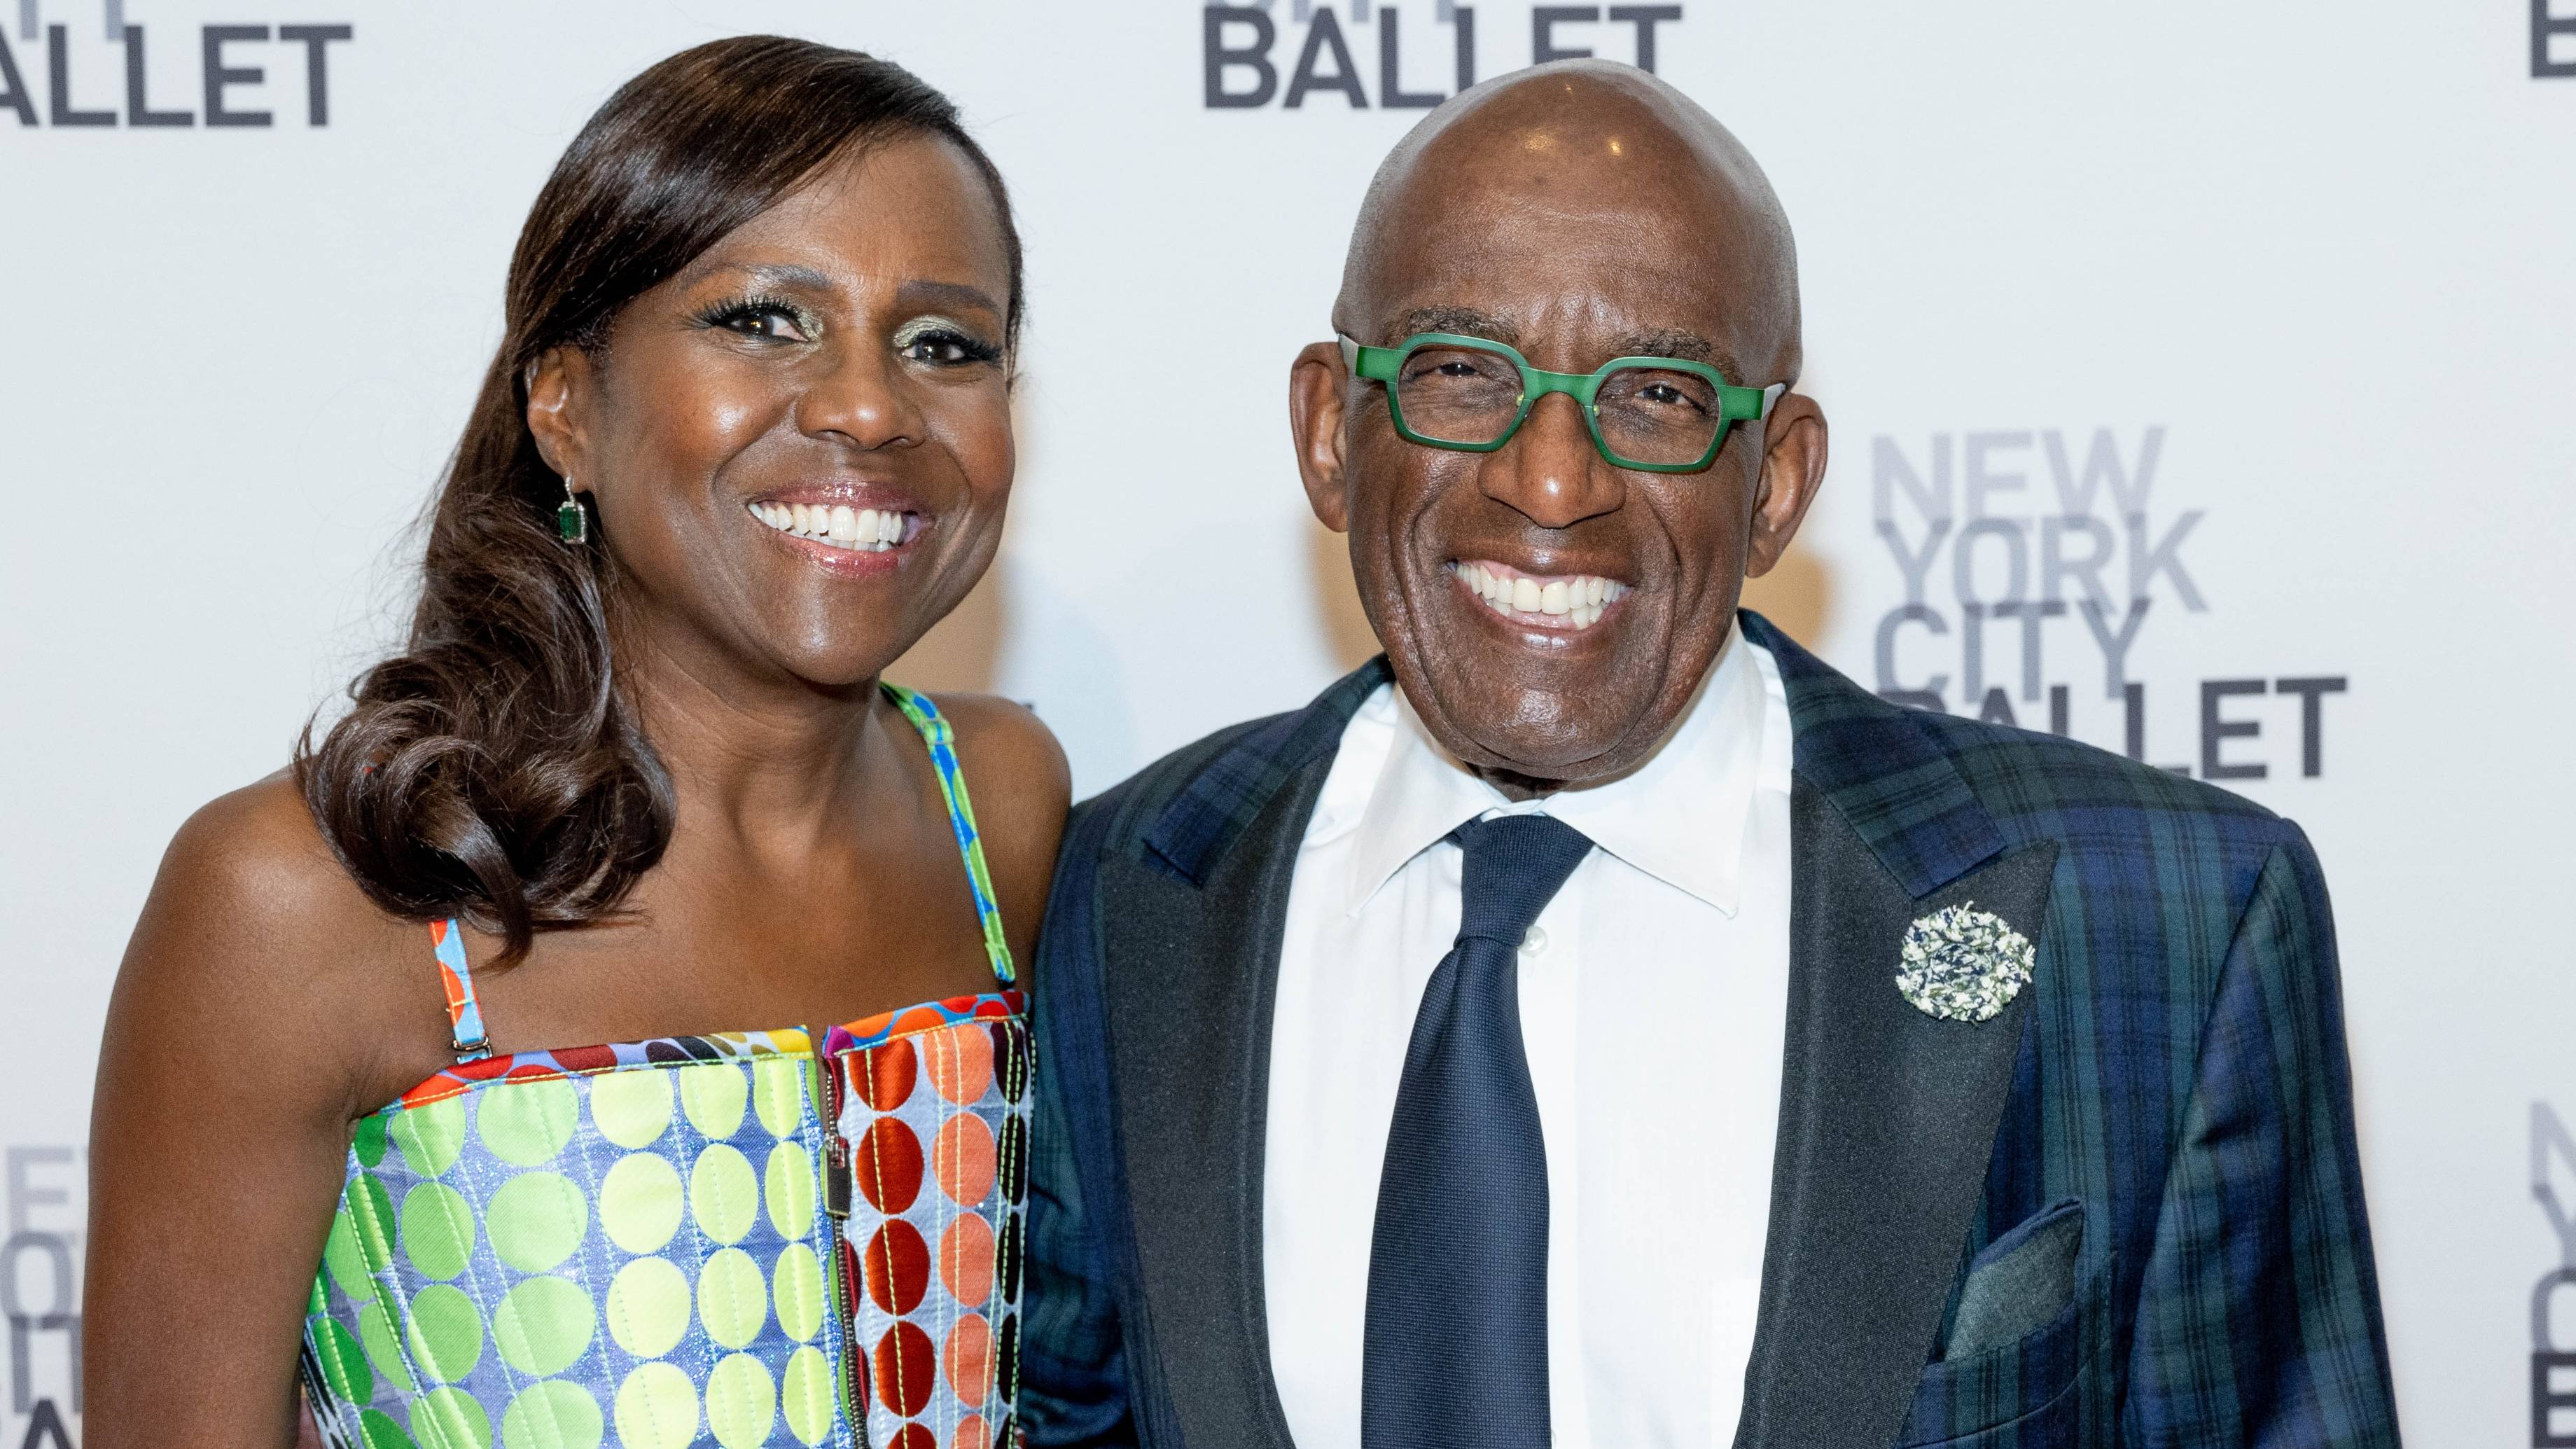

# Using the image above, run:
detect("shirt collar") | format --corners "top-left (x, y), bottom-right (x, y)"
top-left (1344, 621), bottom-right (1770, 917)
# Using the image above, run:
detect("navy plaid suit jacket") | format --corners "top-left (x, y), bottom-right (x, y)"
top-left (1019, 613), bottom-right (2398, 1448)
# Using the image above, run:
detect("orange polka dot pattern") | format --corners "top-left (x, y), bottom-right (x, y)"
top-left (830, 1006), bottom-right (1033, 1449)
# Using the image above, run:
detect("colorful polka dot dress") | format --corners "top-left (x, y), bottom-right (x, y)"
top-left (300, 686), bottom-right (1033, 1449)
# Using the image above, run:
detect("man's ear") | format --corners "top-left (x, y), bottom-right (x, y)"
top-left (523, 345), bottom-right (595, 485)
top-left (1288, 341), bottom-right (1353, 533)
top-left (1743, 392), bottom-right (1829, 578)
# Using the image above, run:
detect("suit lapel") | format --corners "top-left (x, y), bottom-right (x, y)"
top-left (1734, 614), bottom-right (2061, 1449)
top-left (1099, 659), bottom-right (1391, 1449)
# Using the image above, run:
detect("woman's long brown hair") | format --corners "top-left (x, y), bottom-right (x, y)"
top-left (295, 36), bottom-right (1022, 965)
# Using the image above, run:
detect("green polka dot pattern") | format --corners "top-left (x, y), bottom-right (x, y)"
top-left (298, 1045), bottom-right (868, 1449)
top-left (300, 1011), bottom-right (1033, 1449)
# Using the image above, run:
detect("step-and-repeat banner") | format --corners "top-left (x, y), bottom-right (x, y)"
top-left (4, 2), bottom-right (2571, 1442)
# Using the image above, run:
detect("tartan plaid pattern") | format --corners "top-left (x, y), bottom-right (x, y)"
top-left (1022, 615), bottom-right (2397, 1448)
top-left (1134, 657), bottom-right (1395, 885)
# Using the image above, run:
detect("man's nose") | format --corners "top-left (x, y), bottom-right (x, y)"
top-left (1480, 392), bottom-right (1624, 529)
top-left (798, 347), bottom-right (925, 452)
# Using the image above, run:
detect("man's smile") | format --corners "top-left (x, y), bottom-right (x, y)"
top-left (1447, 557), bottom-right (1631, 632)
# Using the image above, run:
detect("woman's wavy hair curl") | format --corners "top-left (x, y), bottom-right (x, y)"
top-left (297, 36), bottom-right (1022, 965)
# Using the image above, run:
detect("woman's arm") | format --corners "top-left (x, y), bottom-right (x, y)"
top-left (83, 779), bottom-right (443, 1448)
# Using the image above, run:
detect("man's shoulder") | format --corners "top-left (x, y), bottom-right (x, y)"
top-left (1917, 709), bottom-right (2281, 830)
top-left (1902, 707), bottom-right (2316, 910)
top-left (1061, 658), bottom-right (1394, 881)
top-left (1751, 614), bottom-right (2296, 866)
top-left (1067, 709), bottom-right (1304, 860)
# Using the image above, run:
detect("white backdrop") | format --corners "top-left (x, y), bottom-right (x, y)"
top-left (5, 2), bottom-right (2573, 1443)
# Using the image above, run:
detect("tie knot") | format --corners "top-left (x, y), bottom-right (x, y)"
top-left (1449, 812), bottom-right (1595, 947)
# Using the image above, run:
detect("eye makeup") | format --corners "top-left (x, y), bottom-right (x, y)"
top-left (891, 315), bottom-right (1005, 368)
top-left (693, 293), bottom-right (822, 342)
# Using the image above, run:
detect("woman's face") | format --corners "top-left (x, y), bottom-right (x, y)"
top-left (534, 136), bottom-right (1016, 695)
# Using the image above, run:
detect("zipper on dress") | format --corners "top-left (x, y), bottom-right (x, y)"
top-left (817, 1046), bottom-right (869, 1444)
top-left (824, 1103), bottom-right (853, 1221)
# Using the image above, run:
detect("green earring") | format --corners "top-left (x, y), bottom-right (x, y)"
top-left (556, 476), bottom-right (589, 545)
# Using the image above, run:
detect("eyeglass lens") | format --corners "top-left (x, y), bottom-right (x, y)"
top-left (1393, 341), bottom-right (1724, 465)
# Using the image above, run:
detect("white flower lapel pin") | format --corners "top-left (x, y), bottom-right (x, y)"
top-left (1895, 902), bottom-right (2036, 1022)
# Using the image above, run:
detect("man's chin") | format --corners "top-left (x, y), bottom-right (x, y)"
top-left (1409, 677), bottom-right (1657, 787)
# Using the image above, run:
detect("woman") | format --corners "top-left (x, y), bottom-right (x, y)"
top-left (83, 36), bottom-right (1066, 1449)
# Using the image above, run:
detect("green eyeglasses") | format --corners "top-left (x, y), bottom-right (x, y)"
top-left (1338, 331), bottom-right (1786, 473)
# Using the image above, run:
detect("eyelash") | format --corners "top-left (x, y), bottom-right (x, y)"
top-left (895, 319), bottom-right (1004, 368)
top-left (696, 293), bottom-right (816, 341)
top-left (693, 296), bottom-right (1002, 369)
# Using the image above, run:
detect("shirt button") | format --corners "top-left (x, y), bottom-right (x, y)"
top-left (1521, 926), bottom-right (1548, 955)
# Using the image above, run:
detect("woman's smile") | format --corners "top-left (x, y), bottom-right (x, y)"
top-left (750, 499), bottom-right (914, 550)
top-left (744, 480), bottom-right (933, 576)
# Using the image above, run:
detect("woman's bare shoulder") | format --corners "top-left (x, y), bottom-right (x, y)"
top-left (929, 692), bottom-right (1070, 824)
top-left (923, 693), bottom-right (1071, 944)
top-left (117, 773), bottom-right (450, 1114)
top-left (151, 774), bottom-right (394, 948)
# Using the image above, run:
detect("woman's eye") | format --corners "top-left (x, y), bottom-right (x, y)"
top-left (723, 307), bottom-right (809, 342)
top-left (896, 328), bottom-right (1003, 368)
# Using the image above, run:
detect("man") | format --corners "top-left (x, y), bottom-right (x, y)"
top-left (1021, 60), bottom-right (2397, 1449)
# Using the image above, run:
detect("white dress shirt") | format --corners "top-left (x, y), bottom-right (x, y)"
top-left (1263, 623), bottom-right (1796, 1449)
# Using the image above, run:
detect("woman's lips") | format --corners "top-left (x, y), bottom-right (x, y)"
top-left (1449, 558), bottom-right (1629, 632)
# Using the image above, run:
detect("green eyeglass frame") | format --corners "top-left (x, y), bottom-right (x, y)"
top-left (1338, 331), bottom-right (1787, 473)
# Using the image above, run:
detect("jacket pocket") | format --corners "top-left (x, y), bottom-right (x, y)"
top-left (1892, 1201), bottom-right (2098, 1448)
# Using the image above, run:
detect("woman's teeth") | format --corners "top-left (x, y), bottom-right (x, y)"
top-left (749, 501), bottom-right (907, 552)
top-left (1451, 560), bottom-right (1629, 631)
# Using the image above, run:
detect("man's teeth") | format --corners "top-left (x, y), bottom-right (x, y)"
top-left (1451, 561), bottom-right (1629, 630)
top-left (749, 501), bottom-right (907, 551)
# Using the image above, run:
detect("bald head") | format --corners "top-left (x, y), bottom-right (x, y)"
top-left (1337, 60), bottom-right (1802, 386)
top-left (1290, 57), bottom-right (1830, 790)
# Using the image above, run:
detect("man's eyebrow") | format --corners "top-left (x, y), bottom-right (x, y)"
top-left (1613, 328), bottom-right (1749, 382)
top-left (1386, 307), bottom-right (1519, 345)
top-left (1373, 314), bottom-right (1753, 381)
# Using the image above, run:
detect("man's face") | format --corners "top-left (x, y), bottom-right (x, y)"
top-left (1293, 95), bottom-right (1825, 789)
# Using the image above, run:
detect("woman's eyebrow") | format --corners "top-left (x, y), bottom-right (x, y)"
top-left (685, 261), bottom-right (837, 292)
top-left (894, 279), bottom-right (1002, 316)
top-left (674, 264), bottom-right (1000, 319)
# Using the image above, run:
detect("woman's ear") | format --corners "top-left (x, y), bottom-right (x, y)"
top-left (1288, 341), bottom-right (1353, 533)
top-left (523, 346), bottom-right (594, 483)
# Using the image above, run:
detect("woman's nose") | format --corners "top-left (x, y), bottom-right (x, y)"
top-left (798, 347), bottom-right (926, 452)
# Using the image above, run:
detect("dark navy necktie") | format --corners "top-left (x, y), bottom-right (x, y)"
top-left (1361, 811), bottom-right (1596, 1449)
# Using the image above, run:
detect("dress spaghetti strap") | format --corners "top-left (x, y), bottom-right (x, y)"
top-left (428, 916), bottom-right (489, 1061)
top-left (881, 681), bottom-right (1018, 987)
